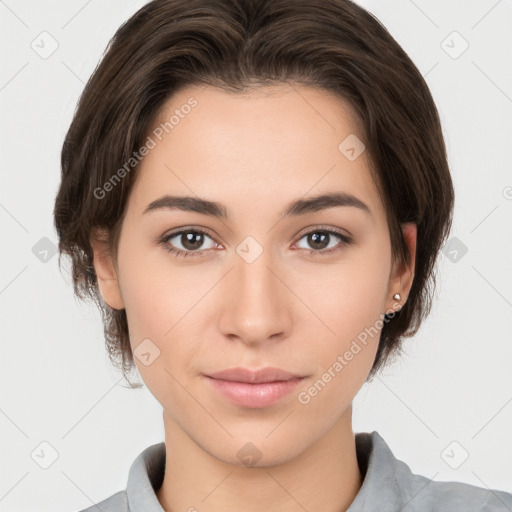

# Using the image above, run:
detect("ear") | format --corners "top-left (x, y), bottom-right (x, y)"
top-left (385, 222), bottom-right (417, 314)
top-left (89, 228), bottom-right (125, 310)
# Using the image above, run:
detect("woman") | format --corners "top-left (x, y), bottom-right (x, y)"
top-left (53, 0), bottom-right (512, 510)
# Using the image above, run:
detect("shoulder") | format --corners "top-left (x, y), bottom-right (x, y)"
top-left (391, 443), bottom-right (512, 511)
top-left (398, 468), bottom-right (512, 511)
top-left (76, 490), bottom-right (128, 512)
top-left (352, 431), bottom-right (512, 512)
top-left (73, 441), bottom-right (166, 511)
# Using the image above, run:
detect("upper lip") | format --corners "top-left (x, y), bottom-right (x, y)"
top-left (205, 367), bottom-right (303, 383)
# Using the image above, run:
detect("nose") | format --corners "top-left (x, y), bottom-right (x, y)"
top-left (217, 249), bottom-right (293, 347)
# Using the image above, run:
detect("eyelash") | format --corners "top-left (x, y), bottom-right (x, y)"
top-left (157, 225), bottom-right (353, 259)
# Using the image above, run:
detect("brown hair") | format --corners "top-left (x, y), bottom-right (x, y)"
top-left (54, 0), bottom-right (454, 388)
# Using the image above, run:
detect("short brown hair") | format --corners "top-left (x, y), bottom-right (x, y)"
top-left (53, 0), bottom-right (454, 388)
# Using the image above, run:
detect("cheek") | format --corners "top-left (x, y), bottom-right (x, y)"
top-left (117, 239), bottom-right (204, 342)
top-left (291, 316), bottom-right (379, 442)
top-left (290, 253), bottom-right (388, 394)
top-left (295, 290), bottom-right (381, 421)
top-left (117, 248), bottom-right (213, 389)
top-left (293, 256), bottom-right (389, 344)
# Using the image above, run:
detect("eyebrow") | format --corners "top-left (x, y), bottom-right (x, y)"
top-left (143, 192), bottom-right (372, 219)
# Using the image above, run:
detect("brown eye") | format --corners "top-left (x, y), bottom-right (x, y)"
top-left (295, 227), bottom-right (353, 256)
top-left (178, 231), bottom-right (206, 251)
top-left (306, 232), bottom-right (331, 250)
top-left (159, 229), bottom-right (216, 257)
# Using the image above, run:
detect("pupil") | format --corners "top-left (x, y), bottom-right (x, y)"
top-left (183, 232), bottom-right (203, 250)
top-left (309, 232), bottom-right (328, 249)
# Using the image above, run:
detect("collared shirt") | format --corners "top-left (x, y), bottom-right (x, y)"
top-left (78, 431), bottom-right (512, 511)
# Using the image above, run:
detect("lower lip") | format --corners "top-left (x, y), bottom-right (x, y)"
top-left (205, 376), bottom-right (304, 408)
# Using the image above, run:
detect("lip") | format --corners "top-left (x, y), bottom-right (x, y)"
top-left (204, 367), bottom-right (305, 408)
top-left (206, 366), bottom-right (302, 383)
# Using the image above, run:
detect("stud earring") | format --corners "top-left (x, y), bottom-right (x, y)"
top-left (385, 293), bottom-right (403, 317)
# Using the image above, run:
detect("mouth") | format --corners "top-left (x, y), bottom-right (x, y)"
top-left (203, 367), bottom-right (306, 408)
top-left (205, 366), bottom-right (304, 384)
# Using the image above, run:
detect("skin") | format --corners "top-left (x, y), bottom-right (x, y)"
top-left (90, 83), bottom-right (416, 512)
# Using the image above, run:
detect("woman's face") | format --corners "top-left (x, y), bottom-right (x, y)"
top-left (92, 83), bottom-right (416, 466)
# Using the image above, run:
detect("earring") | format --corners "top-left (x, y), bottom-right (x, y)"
top-left (385, 293), bottom-right (402, 317)
top-left (392, 292), bottom-right (403, 312)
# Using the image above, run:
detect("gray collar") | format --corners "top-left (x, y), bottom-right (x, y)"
top-left (125, 430), bottom-right (512, 511)
top-left (126, 431), bottom-right (397, 511)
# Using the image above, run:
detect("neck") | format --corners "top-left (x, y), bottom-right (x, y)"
top-left (156, 406), bottom-right (363, 512)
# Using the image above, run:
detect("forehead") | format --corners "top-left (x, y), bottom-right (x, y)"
top-left (128, 83), bottom-right (385, 226)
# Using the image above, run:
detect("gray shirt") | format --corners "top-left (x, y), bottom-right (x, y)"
top-left (78, 431), bottom-right (512, 511)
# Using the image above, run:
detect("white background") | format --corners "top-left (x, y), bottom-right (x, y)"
top-left (0, 0), bottom-right (511, 510)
